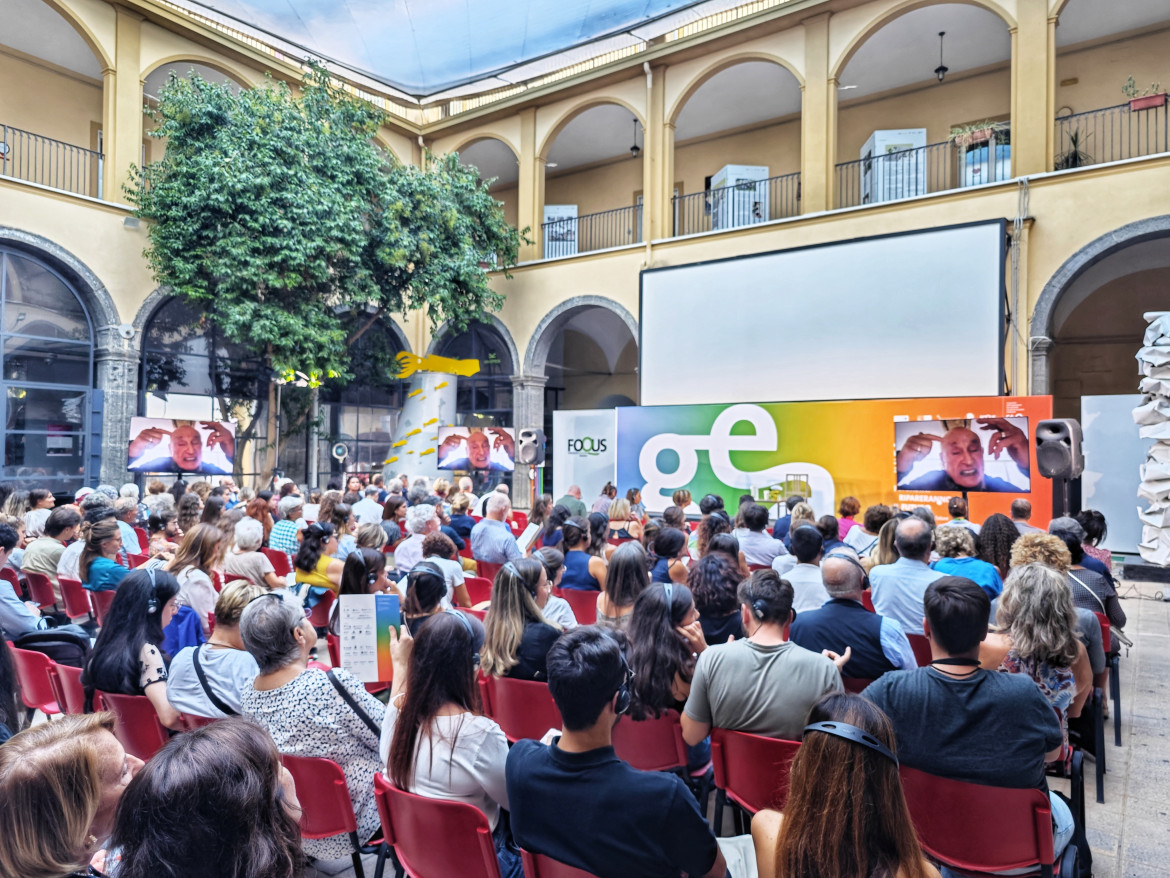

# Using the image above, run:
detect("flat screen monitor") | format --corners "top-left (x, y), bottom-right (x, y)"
top-left (127, 417), bottom-right (236, 475)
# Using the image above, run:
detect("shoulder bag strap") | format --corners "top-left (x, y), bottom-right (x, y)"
top-left (1068, 572), bottom-right (1108, 614)
top-left (327, 669), bottom-right (381, 737)
top-left (192, 644), bottom-right (238, 717)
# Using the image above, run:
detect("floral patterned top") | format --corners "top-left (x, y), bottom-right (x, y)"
top-left (241, 668), bottom-right (383, 860)
top-left (997, 648), bottom-right (1075, 759)
top-left (138, 642), bottom-right (168, 690)
top-left (1083, 543), bottom-right (1112, 576)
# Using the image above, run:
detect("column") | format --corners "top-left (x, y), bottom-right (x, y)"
top-left (94, 325), bottom-right (141, 486)
top-left (800, 12), bottom-right (837, 213)
top-left (510, 373), bottom-right (548, 508)
top-left (644, 64), bottom-right (668, 241)
top-left (102, 6), bottom-right (144, 202)
top-left (1011, 0), bottom-right (1056, 175)
top-left (1028, 337), bottom-right (1053, 396)
top-left (517, 108), bottom-right (545, 261)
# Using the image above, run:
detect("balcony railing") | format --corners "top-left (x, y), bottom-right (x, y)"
top-left (1054, 100), bottom-right (1169, 170)
top-left (542, 204), bottom-right (642, 259)
top-left (835, 135), bottom-right (1011, 209)
top-left (672, 172), bottom-right (800, 237)
top-left (0, 124), bottom-right (101, 198)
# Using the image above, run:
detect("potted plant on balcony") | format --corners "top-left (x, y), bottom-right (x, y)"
top-left (1123, 77), bottom-right (1165, 111)
top-left (1055, 129), bottom-right (1092, 170)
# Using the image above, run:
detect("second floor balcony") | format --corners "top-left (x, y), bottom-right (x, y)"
top-left (0, 123), bottom-right (102, 200)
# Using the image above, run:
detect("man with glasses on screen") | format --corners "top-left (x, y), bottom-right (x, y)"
top-left (896, 418), bottom-right (1028, 492)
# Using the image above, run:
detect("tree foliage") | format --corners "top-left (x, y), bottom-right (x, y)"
top-left (129, 65), bottom-right (521, 380)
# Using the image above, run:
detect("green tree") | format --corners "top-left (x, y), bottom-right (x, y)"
top-left (129, 65), bottom-right (521, 478)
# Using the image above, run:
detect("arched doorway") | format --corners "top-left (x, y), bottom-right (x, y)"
top-left (433, 321), bottom-right (516, 426)
top-left (456, 138), bottom-right (519, 231)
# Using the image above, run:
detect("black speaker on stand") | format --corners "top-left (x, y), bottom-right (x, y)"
top-left (1035, 419), bottom-right (1084, 517)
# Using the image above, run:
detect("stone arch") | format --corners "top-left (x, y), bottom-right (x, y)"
top-left (427, 314), bottom-right (520, 375)
top-left (523, 295), bottom-right (639, 377)
top-left (831, 0), bottom-right (1017, 81)
top-left (41, 0), bottom-right (113, 71)
top-left (446, 133), bottom-right (521, 161)
top-left (1030, 215), bottom-right (1170, 393)
top-left (538, 97), bottom-right (647, 161)
top-left (0, 226), bottom-right (120, 331)
top-left (140, 54), bottom-right (262, 89)
top-left (668, 53), bottom-right (805, 125)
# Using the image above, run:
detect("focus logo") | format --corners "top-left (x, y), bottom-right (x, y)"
top-left (567, 437), bottom-right (607, 456)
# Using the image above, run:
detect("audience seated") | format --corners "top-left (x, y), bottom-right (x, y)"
top-left (537, 504), bottom-right (570, 550)
top-left (83, 568), bottom-right (184, 730)
top-left (0, 713), bottom-right (144, 876)
top-left (649, 526), bottom-right (689, 586)
top-left (447, 492), bottom-right (478, 540)
top-left (294, 522), bottom-right (344, 597)
top-left (591, 482), bottom-right (618, 516)
top-left (687, 551), bottom-right (744, 645)
top-left (0, 522), bottom-right (51, 640)
top-left (266, 495), bottom-right (306, 564)
top-left (421, 532), bottom-right (470, 607)
top-left (351, 484), bottom-right (384, 526)
top-left (79, 518), bottom-right (128, 593)
top-left (816, 514), bottom-right (850, 556)
top-left (790, 554), bottom-right (916, 680)
top-left (753, 693), bottom-right (940, 878)
top-left (1049, 521), bottom-right (1127, 637)
top-left (844, 504), bottom-right (893, 557)
top-left (688, 494), bottom-right (726, 558)
top-left (870, 517), bottom-right (945, 634)
top-left (327, 502), bottom-right (358, 562)
top-left (777, 525), bottom-right (831, 612)
top-left (506, 627), bottom-right (728, 878)
top-left (1075, 509), bottom-right (1113, 576)
top-left (707, 532), bottom-right (749, 576)
top-left (864, 576), bottom-right (1073, 858)
top-left (110, 718), bottom-right (302, 878)
top-left (1012, 498), bottom-right (1044, 535)
top-left (403, 561), bottom-right (486, 646)
top-left (836, 496), bottom-right (862, 540)
top-left (682, 569), bottom-right (842, 745)
top-left (931, 525), bottom-right (1003, 599)
top-left (146, 511), bottom-right (180, 559)
top-left (560, 516), bottom-right (608, 591)
top-left (163, 523), bottom-right (227, 637)
top-left (596, 541), bottom-right (650, 632)
top-left (533, 548), bottom-right (578, 628)
top-left (770, 494), bottom-right (803, 541)
top-left (977, 512), bottom-right (1021, 580)
top-left (167, 580), bottom-right (265, 719)
top-left (607, 497), bottom-right (643, 541)
top-left (329, 548), bottom-right (397, 635)
top-left (945, 497), bottom-right (980, 535)
top-left (239, 591), bottom-right (383, 861)
top-left (471, 493), bottom-right (523, 563)
top-left (481, 559), bottom-right (562, 681)
top-left (694, 508), bottom-right (733, 560)
top-left (21, 506), bottom-right (81, 595)
top-left (737, 502), bottom-right (789, 567)
top-left (381, 612), bottom-right (520, 877)
top-left (222, 518), bottom-right (283, 590)
top-left (861, 517), bottom-right (900, 574)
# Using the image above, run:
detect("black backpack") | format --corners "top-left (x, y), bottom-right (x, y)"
top-left (14, 628), bottom-right (92, 668)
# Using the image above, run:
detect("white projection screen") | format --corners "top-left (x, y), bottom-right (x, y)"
top-left (639, 221), bottom-right (1005, 405)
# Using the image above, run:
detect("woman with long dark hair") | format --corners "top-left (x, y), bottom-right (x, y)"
top-left (586, 511), bottom-right (610, 558)
top-left (164, 522), bottom-right (226, 636)
top-left (539, 504), bottom-right (570, 550)
top-left (695, 510), bottom-right (732, 559)
top-left (111, 718), bottom-right (303, 878)
top-left (294, 521), bottom-right (344, 594)
top-left (382, 613), bottom-right (519, 877)
top-left (381, 495), bottom-right (409, 546)
top-left (328, 547), bottom-right (396, 635)
top-left (687, 552), bottom-right (743, 645)
top-left (200, 495), bottom-right (226, 526)
top-left (0, 638), bottom-right (22, 743)
top-left (753, 693), bottom-right (939, 878)
top-left (596, 541), bottom-right (650, 632)
top-left (649, 527), bottom-right (690, 585)
top-left (480, 558), bottom-right (561, 681)
top-left (559, 516), bottom-right (607, 591)
top-left (977, 512), bottom-right (1021, 580)
top-left (82, 568), bottom-right (183, 729)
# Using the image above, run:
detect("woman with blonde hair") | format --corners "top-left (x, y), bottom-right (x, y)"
top-left (164, 522), bottom-right (226, 636)
top-left (0, 712), bottom-right (145, 877)
top-left (861, 517), bottom-right (900, 574)
top-left (481, 558), bottom-right (562, 681)
top-left (606, 497), bottom-right (642, 542)
top-left (79, 518), bottom-right (128, 593)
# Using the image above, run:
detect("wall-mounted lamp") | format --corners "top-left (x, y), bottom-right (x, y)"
top-left (935, 32), bottom-right (949, 83)
top-left (630, 119), bottom-right (641, 159)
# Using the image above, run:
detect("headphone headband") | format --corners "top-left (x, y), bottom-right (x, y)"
top-left (803, 721), bottom-right (898, 765)
top-left (445, 609), bottom-right (480, 666)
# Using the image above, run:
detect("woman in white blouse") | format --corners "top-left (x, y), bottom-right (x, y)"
top-left (164, 523), bottom-right (227, 636)
top-left (381, 611), bottom-right (519, 878)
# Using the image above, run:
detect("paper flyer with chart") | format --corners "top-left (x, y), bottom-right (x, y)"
top-left (338, 593), bottom-right (401, 683)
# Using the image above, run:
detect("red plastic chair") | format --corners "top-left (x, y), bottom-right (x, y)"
top-left (59, 576), bottom-right (93, 619)
top-left (511, 511), bottom-right (529, 532)
top-left (556, 588), bottom-right (598, 626)
top-left (479, 675), bottom-right (562, 743)
top-left (861, 591), bottom-right (876, 613)
top-left (841, 677), bottom-right (876, 694)
top-left (906, 633), bottom-right (933, 667)
top-left (24, 571), bottom-right (58, 609)
top-left (1093, 611), bottom-right (1122, 748)
top-left (283, 755), bottom-right (383, 878)
top-left (91, 589), bottom-right (117, 627)
top-left (476, 560), bottom-right (503, 582)
top-left (99, 691), bottom-right (170, 761)
top-left (262, 547), bottom-right (292, 578)
top-left (710, 728), bottom-right (800, 836)
top-left (49, 662), bottom-right (87, 715)
top-left (746, 563), bottom-right (770, 572)
top-left (459, 544), bottom-right (475, 560)
top-left (326, 632), bottom-right (390, 694)
top-left (182, 713), bottom-right (221, 729)
top-left (459, 606), bottom-right (487, 622)
top-left (128, 553), bottom-right (150, 569)
top-left (133, 527), bottom-right (149, 550)
top-left (900, 765), bottom-right (1061, 878)
top-left (521, 849), bottom-right (599, 878)
top-left (374, 772), bottom-right (500, 878)
top-left (0, 565), bottom-right (22, 597)
top-left (463, 575), bottom-right (493, 605)
top-left (307, 589), bottom-right (336, 629)
top-left (611, 710), bottom-right (688, 772)
top-left (10, 646), bottom-right (61, 717)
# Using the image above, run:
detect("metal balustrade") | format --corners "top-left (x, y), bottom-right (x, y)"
top-left (541, 203), bottom-right (642, 259)
top-left (1055, 100), bottom-right (1170, 170)
top-left (672, 172), bottom-right (800, 237)
top-left (0, 123), bottom-right (102, 198)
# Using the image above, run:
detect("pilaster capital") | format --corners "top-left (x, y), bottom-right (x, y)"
top-left (1028, 336), bottom-right (1054, 354)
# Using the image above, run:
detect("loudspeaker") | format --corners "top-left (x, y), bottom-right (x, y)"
top-left (516, 428), bottom-right (546, 466)
top-left (1035, 419), bottom-right (1084, 480)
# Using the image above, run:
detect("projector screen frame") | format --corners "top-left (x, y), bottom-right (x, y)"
top-left (637, 219), bottom-right (1008, 405)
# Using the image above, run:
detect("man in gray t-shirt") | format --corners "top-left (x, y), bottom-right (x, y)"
top-left (682, 570), bottom-right (842, 745)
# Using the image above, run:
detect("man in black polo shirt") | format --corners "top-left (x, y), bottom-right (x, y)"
top-left (506, 627), bottom-right (727, 878)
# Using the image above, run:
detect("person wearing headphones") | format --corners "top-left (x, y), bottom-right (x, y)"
top-left (380, 611), bottom-right (520, 877)
top-left (788, 554), bottom-right (917, 682)
top-left (506, 627), bottom-right (728, 878)
top-left (401, 561), bottom-right (486, 650)
top-left (480, 559), bottom-right (562, 681)
top-left (681, 569), bottom-right (843, 746)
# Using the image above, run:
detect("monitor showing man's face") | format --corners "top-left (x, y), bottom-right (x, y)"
top-left (170, 425), bottom-right (204, 471)
top-left (467, 431), bottom-right (492, 469)
top-left (938, 428), bottom-right (984, 489)
top-left (894, 416), bottom-right (1030, 493)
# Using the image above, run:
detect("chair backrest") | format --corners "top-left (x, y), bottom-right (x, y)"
top-left (459, 606), bottom-right (488, 622)
top-left (464, 575), bottom-right (493, 605)
top-left (50, 662), bottom-right (87, 714)
top-left (91, 589), bottom-right (117, 627)
top-left (98, 691), bottom-right (170, 761)
top-left (476, 560), bottom-right (503, 582)
top-left (841, 676), bottom-right (875, 694)
top-left (128, 553), bottom-right (150, 569)
top-left (24, 571), bottom-right (57, 608)
top-left (611, 710), bottom-right (688, 772)
top-left (10, 646), bottom-right (60, 713)
top-left (906, 633), bottom-right (933, 667)
top-left (480, 675), bottom-right (562, 743)
top-left (1093, 611), bottom-right (1110, 646)
top-left (710, 728), bottom-right (801, 814)
top-left (59, 576), bottom-right (93, 618)
top-left (262, 547), bottom-right (292, 578)
top-left (0, 566), bottom-right (20, 592)
top-left (861, 591), bottom-right (876, 613)
top-left (899, 765), bottom-right (1055, 875)
top-left (133, 527), bottom-right (149, 549)
top-left (281, 754), bottom-right (359, 838)
top-left (327, 632), bottom-right (341, 666)
top-left (557, 588), bottom-right (598, 626)
top-left (521, 849), bottom-right (599, 878)
top-left (307, 589), bottom-right (336, 628)
top-left (511, 511), bottom-right (529, 532)
top-left (746, 563), bottom-right (771, 572)
top-left (182, 713), bottom-right (220, 729)
top-left (374, 772), bottom-right (502, 878)
top-left (14, 628), bottom-right (91, 669)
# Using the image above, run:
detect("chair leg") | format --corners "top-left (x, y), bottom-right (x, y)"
top-left (713, 789), bottom-right (725, 837)
top-left (1110, 655), bottom-right (1122, 747)
top-left (1069, 750), bottom-right (1086, 833)
top-left (1093, 690), bottom-right (1105, 804)
top-left (373, 842), bottom-right (388, 878)
top-left (349, 832), bottom-right (366, 878)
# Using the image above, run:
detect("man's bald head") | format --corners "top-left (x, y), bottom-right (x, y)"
top-left (170, 425), bottom-right (204, 471)
top-left (939, 427), bottom-right (984, 489)
top-left (894, 516), bottom-right (933, 561)
top-left (822, 555), bottom-right (865, 598)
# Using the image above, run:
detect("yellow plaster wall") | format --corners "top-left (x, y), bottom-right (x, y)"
top-left (0, 50), bottom-right (102, 149)
top-left (1054, 26), bottom-right (1170, 115)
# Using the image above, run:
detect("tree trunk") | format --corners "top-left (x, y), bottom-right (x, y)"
top-left (259, 345), bottom-right (278, 487)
